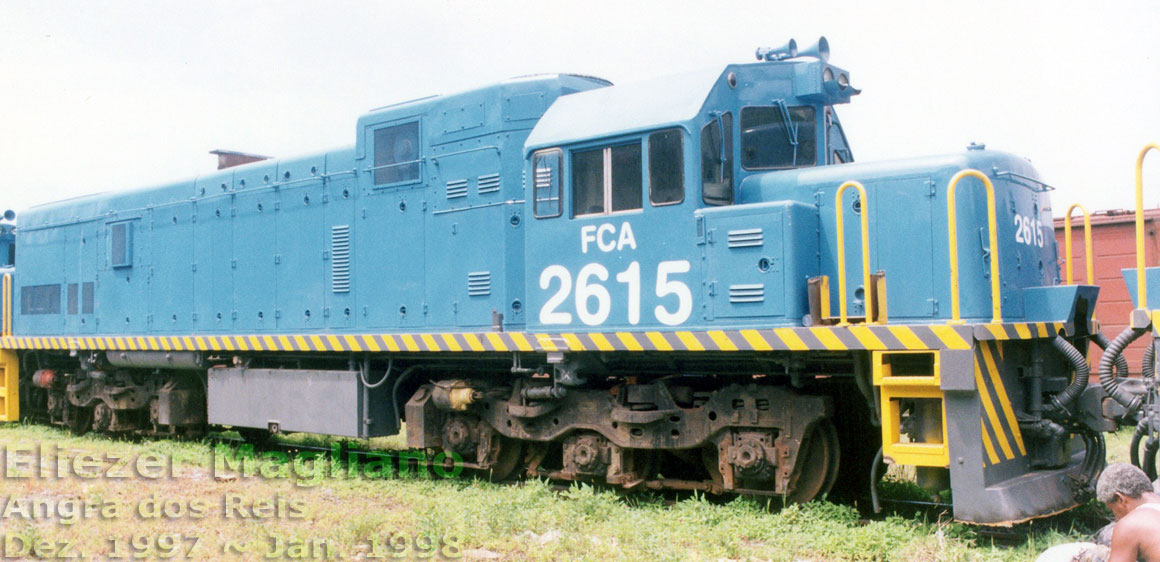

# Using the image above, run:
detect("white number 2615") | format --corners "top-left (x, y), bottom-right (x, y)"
top-left (539, 260), bottom-right (692, 327)
top-left (1013, 214), bottom-right (1044, 247)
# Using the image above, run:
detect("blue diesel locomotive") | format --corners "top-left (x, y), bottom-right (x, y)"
top-left (0, 38), bottom-right (1144, 524)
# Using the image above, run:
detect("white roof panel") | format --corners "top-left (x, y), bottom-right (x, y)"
top-left (525, 67), bottom-right (724, 151)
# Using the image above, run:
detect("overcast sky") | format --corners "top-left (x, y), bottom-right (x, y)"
top-left (2, 0), bottom-right (1158, 217)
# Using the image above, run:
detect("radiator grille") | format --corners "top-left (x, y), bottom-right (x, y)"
top-left (477, 173), bottom-right (501, 194)
top-left (446, 179), bottom-right (468, 199)
top-left (727, 228), bottom-right (764, 248)
top-left (467, 271), bottom-right (491, 297)
top-left (331, 225), bottom-right (351, 293)
top-left (728, 283), bottom-right (765, 303)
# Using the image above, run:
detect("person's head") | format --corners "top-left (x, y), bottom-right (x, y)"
top-left (1096, 463), bottom-right (1156, 519)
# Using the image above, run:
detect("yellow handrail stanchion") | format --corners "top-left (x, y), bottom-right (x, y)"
top-left (835, 180), bottom-right (873, 325)
top-left (947, 169), bottom-right (1001, 324)
top-left (1135, 144), bottom-right (1160, 310)
top-left (1064, 203), bottom-right (1094, 285)
top-left (0, 273), bottom-right (13, 422)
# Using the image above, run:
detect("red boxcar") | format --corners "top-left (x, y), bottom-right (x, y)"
top-left (1054, 208), bottom-right (1160, 374)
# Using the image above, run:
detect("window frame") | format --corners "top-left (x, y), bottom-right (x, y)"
top-left (701, 111), bottom-right (734, 206)
top-left (108, 220), bottom-right (134, 269)
top-left (569, 140), bottom-right (644, 218)
top-left (739, 104), bottom-right (818, 171)
top-left (532, 148), bottom-right (564, 219)
top-left (648, 128), bottom-right (685, 207)
top-left (21, 284), bottom-right (61, 315)
top-left (825, 106), bottom-right (854, 165)
top-left (371, 119), bottom-right (423, 188)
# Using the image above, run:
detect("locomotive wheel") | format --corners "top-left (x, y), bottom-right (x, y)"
top-left (483, 436), bottom-right (524, 482)
top-left (786, 419), bottom-right (841, 503)
top-left (91, 402), bottom-right (113, 433)
top-left (703, 419), bottom-right (840, 503)
top-left (439, 413), bottom-right (524, 482)
top-left (444, 434), bottom-right (524, 482)
top-left (614, 449), bottom-right (657, 489)
top-left (523, 442), bottom-right (551, 476)
top-left (64, 404), bottom-right (91, 435)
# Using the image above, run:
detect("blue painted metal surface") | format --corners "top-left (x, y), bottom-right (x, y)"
top-left (9, 54), bottom-right (1075, 338)
top-left (1022, 285), bottom-right (1098, 323)
top-left (743, 151), bottom-right (1059, 323)
top-left (1122, 267), bottom-right (1160, 309)
top-left (0, 220), bottom-right (14, 270)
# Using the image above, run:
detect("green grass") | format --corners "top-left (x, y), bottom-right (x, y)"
top-left (0, 422), bottom-right (1132, 561)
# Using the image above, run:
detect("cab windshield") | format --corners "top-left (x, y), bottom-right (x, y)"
top-left (740, 105), bottom-right (816, 170)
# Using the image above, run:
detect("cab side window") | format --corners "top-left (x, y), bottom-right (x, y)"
top-left (701, 112), bottom-right (733, 205)
top-left (572, 143), bottom-right (643, 217)
top-left (572, 148), bottom-right (604, 215)
top-left (532, 149), bottom-right (563, 218)
top-left (373, 121), bottom-right (421, 185)
top-left (826, 107), bottom-right (854, 164)
top-left (610, 144), bottom-right (642, 212)
top-left (109, 221), bottom-right (133, 268)
top-left (649, 129), bottom-right (683, 206)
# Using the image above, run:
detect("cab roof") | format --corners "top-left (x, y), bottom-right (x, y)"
top-left (524, 66), bottom-right (725, 153)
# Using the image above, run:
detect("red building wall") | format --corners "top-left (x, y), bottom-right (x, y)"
top-left (1054, 208), bottom-right (1160, 374)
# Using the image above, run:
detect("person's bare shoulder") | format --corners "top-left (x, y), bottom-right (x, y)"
top-left (1114, 510), bottom-right (1160, 562)
top-left (1124, 506), bottom-right (1160, 529)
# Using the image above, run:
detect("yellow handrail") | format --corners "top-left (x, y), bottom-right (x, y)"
top-left (1064, 203), bottom-right (1093, 285)
top-left (947, 169), bottom-right (1001, 324)
top-left (835, 180), bottom-right (873, 325)
top-left (1135, 143), bottom-right (1160, 309)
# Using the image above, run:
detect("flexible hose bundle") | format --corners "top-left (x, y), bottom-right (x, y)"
top-left (1136, 422), bottom-right (1160, 480)
top-left (1131, 424), bottom-right (1159, 480)
top-left (1092, 331), bottom-right (1131, 380)
top-left (1051, 336), bottom-right (1090, 412)
top-left (1146, 439), bottom-right (1159, 481)
top-left (1132, 423), bottom-right (1147, 467)
top-left (1097, 326), bottom-right (1146, 414)
top-left (1079, 427), bottom-right (1106, 488)
top-left (1143, 341), bottom-right (1155, 379)
top-left (1136, 331), bottom-right (1158, 478)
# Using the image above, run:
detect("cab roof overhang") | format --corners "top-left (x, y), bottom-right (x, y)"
top-left (524, 67), bottom-right (725, 154)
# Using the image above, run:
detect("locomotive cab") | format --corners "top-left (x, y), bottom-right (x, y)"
top-left (522, 41), bottom-right (860, 333)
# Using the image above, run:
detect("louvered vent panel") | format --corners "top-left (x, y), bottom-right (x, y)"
top-left (467, 271), bottom-right (491, 297)
top-left (477, 173), bottom-right (501, 194)
top-left (729, 284), bottom-right (765, 303)
top-left (331, 225), bottom-right (351, 293)
top-left (727, 228), bottom-right (764, 248)
top-left (446, 179), bottom-right (468, 199)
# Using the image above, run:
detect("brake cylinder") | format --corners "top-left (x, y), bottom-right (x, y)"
top-left (31, 369), bottom-right (56, 388)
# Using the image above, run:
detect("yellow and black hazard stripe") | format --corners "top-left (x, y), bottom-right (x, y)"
top-left (0, 321), bottom-right (1065, 355)
top-left (975, 322), bottom-right (1067, 341)
top-left (0, 324), bottom-right (977, 353)
top-left (974, 340), bottom-right (1027, 466)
